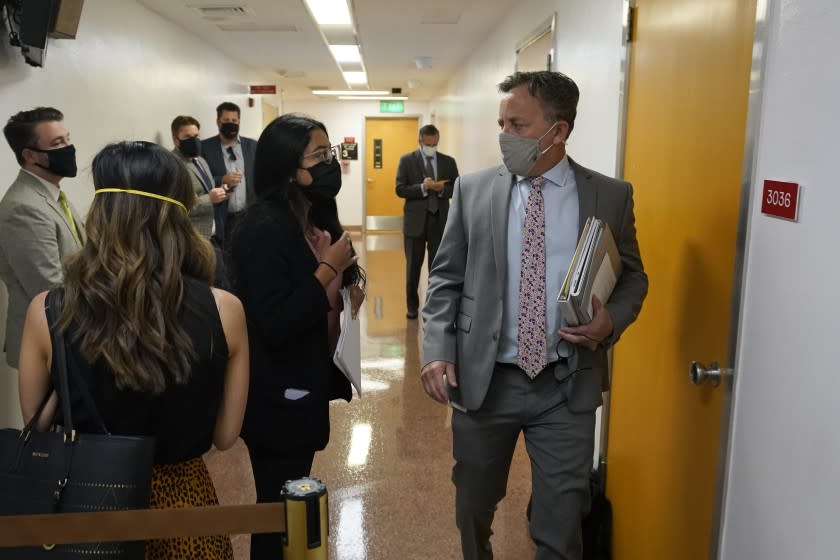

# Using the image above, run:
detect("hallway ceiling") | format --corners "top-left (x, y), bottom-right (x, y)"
top-left (137, 0), bottom-right (519, 101)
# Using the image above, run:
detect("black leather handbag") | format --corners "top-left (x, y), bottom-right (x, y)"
top-left (0, 290), bottom-right (156, 559)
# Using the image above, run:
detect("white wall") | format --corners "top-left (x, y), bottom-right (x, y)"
top-left (281, 100), bottom-right (432, 227)
top-left (0, 0), bottom-right (280, 427)
top-left (721, 0), bottom-right (840, 557)
top-left (432, 0), bottom-right (626, 178)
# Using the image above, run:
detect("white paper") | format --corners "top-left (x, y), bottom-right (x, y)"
top-left (333, 288), bottom-right (362, 397)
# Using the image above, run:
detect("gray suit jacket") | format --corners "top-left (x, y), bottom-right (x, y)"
top-left (422, 159), bottom-right (648, 411)
top-left (396, 150), bottom-right (460, 237)
top-left (0, 170), bottom-right (85, 367)
top-left (174, 150), bottom-right (215, 239)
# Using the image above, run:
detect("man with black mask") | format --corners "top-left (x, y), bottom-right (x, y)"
top-left (171, 115), bottom-right (227, 241)
top-left (201, 102), bottom-right (257, 248)
top-left (0, 107), bottom-right (84, 376)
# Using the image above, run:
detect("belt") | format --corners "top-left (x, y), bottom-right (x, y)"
top-left (495, 360), bottom-right (561, 373)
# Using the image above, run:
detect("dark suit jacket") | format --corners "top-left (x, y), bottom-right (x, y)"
top-left (395, 150), bottom-right (459, 237)
top-left (423, 158), bottom-right (648, 412)
top-left (201, 135), bottom-right (257, 241)
top-left (232, 202), bottom-right (351, 454)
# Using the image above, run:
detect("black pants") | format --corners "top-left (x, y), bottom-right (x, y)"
top-left (404, 211), bottom-right (443, 313)
top-left (246, 445), bottom-right (315, 560)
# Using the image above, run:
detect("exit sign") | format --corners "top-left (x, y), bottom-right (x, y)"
top-left (380, 100), bottom-right (404, 113)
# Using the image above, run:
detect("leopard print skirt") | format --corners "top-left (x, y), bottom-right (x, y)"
top-left (144, 457), bottom-right (234, 560)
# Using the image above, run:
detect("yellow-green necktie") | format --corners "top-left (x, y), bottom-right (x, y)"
top-left (58, 190), bottom-right (82, 247)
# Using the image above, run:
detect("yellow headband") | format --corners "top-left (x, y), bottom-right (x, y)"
top-left (95, 188), bottom-right (188, 214)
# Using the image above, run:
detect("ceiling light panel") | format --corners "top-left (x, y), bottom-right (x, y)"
top-left (338, 96), bottom-right (408, 101)
top-left (304, 0), bottom-right (352, 25)
top-left (329, 45), bottom-right (361, 63)
top-left (312, 90), bottom-right (390, 96)
top-left (339, 61), bottom-right (364, 72)
top-left (343, 71), bottom-right (367, 85)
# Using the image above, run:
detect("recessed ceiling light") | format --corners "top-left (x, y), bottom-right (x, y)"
top-left (329, 45), bottom-right (362, 64)
top-left (304, 0), bottom-right (352, 25)
top-left (343, 71), bottom-right (367, 85)
top-left (312, 90), bottom-right (389, 96)
top-left (338, 96), bottom-right (408, 101)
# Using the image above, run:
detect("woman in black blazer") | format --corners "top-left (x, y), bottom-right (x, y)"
top-left (230, 114), bottom-right (362, 560)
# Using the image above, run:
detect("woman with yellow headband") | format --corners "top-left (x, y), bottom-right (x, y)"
top-left (16, 141), bottom-right (249, 560)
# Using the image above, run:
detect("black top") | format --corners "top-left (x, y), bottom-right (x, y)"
top-left (231, 201), bottom-right (351, 455)
top-left (53, 277), bottom-right (228, 465)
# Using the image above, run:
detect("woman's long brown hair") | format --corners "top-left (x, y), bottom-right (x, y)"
top-left (57, 141), bottom-right (215, 393)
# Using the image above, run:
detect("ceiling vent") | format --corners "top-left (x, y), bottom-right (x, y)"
top-left (217, 23), bottom-right (297, 32)
top-left (420, 8), bottom-right (462, 25)
top-left (276, 70), bottom-right (306, 79)
top-left (189, 5), bottom-right (256, 20)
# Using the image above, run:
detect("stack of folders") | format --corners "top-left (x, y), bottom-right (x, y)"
top-left (557, 217), bottom-right (622, 326)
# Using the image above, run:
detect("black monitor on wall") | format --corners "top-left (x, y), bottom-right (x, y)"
top-left (20, 0), bottom-right (56, 67)
top-left (3, 0), bottom-right (83, 67)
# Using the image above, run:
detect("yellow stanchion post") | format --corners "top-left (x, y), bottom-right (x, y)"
top-left (282, 478), bottom-right (328, 560)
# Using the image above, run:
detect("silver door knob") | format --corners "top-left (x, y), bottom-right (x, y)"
top-left (689, 361), bottom-right (722, 387)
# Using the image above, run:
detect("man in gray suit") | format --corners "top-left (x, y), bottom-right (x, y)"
top-left (396, 124), bottom-right (459, 319)
top-left (171, 115), bottom-right (231, 289)
top-left (421, 72), bottom-right (648, 559)
top-left (170, 115), bottom-right (227, 240)
top-left (0, 107), bottom-right (84, 368)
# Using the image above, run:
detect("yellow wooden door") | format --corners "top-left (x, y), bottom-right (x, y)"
top-left (607, 1), bottom-right (756, 558)
top-left (365, 117), bottom-right (419, 220)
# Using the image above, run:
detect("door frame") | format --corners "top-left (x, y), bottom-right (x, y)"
top-left (711, 1), bottom-right (771, 557)
top-left (363, 115), bottom-right (422, 232)
top-left (608, 1), bottom-right (772, 557)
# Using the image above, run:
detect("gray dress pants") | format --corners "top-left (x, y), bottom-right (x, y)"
top-left (452, 362), bottom-right (596, 560)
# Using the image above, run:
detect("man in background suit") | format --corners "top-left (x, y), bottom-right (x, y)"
top-left (396, 124), bottom-right (459, 319)
top-left (421, 72), bottom-right (648, 559)
top-left (171, 115), bottom-right (230, 288)
top-left (0, 107), bottom-right (84, 369)
top-left (201, 101), bottom-right (257, 248)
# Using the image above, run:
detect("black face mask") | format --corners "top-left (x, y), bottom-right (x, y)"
top-left (30, 144), bottom-right (77, 178)
top-left (302, 159), bottom-right (342, 200)
top-left (179, 136), bottom-right (201, 158)
top-left (220, 122), bottom-right (239, 139)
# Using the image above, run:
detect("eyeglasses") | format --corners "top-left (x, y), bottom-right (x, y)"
top-left (303, 145), bottom-right (339, 164)
top-left (226, 146), bottom-right (237, 161)
top-left (555, 338), bottom-right (576, 361)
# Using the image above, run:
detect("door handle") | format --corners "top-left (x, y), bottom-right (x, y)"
top-left (689, 361), bottom-right (732, 387)
top-left (367, 178), bottom-right (375, 183)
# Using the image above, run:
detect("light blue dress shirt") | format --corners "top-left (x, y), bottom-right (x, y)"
top-left (221, 137), bottom-right (247, 212)
top-left (496, 155), bottom-right (579, 364)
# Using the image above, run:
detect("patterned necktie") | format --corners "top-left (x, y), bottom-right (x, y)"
top-left (425, 156), bottom-right (439, 213)
top-left (58, 190), bottom-right (82, 247)
top-left (517, 176), bottom-right (547, 377)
